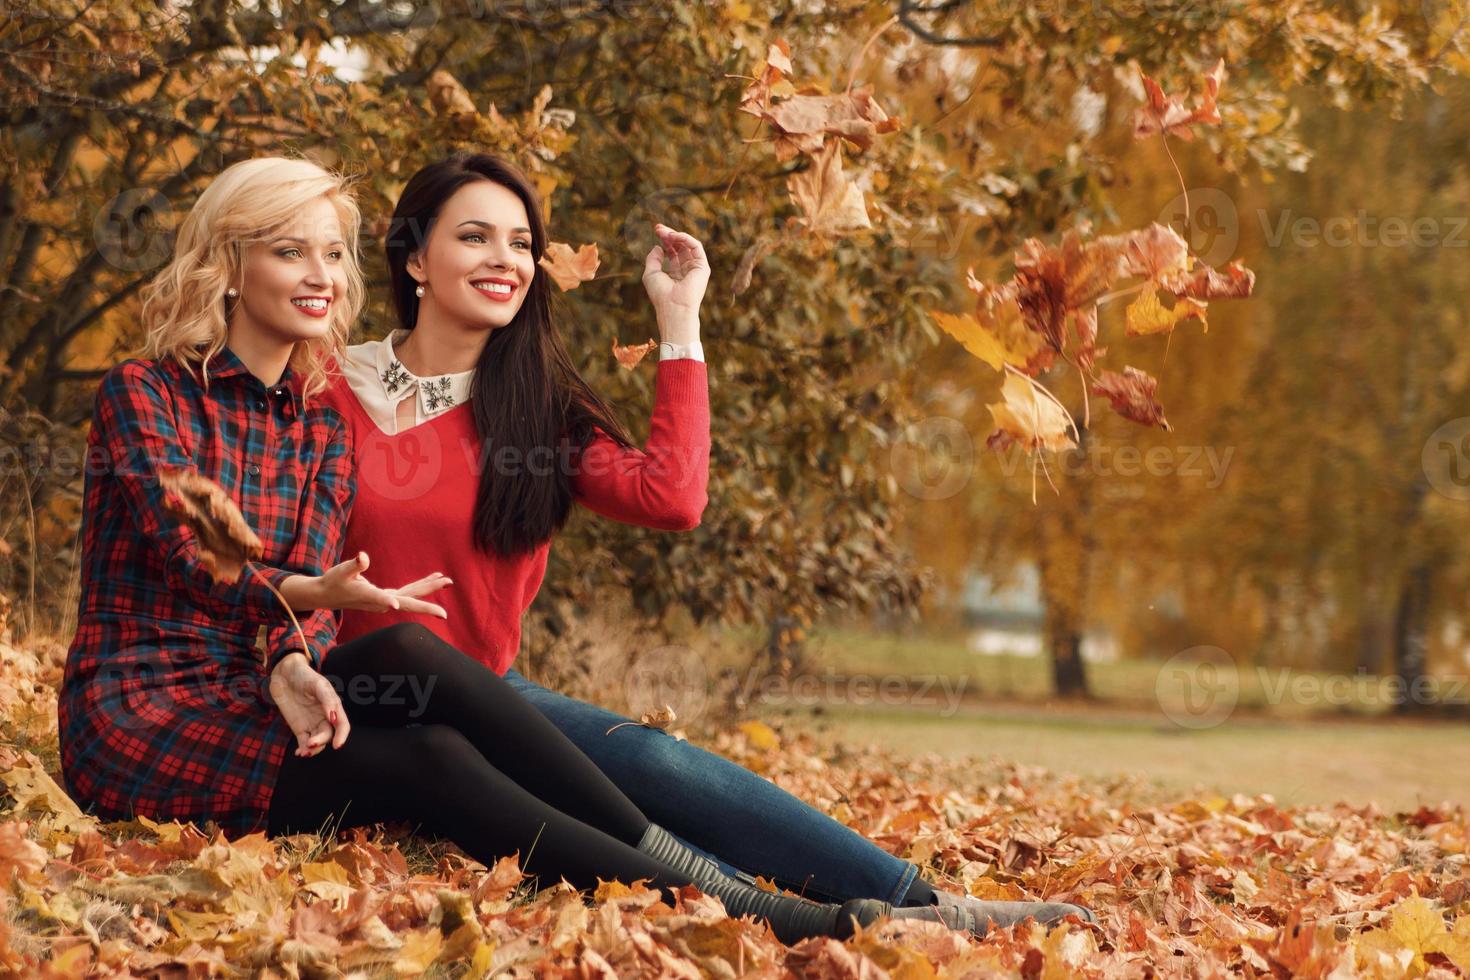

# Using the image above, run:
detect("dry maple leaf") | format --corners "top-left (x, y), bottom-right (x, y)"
top-left (157, 467), bottom-right (263, 583)
top-left (754, 87), bottom-right (901, 162)
top-left (738, 35), bottom-right (898, 164)
top-left (539, 242), bottom-right (599, 291)
top-left (987, 373), bottom-right (1078, 454)
top-left (1159, 258), bottom-right (1257, 300)
top-left (1126, 286), bottom-right (1208, 336)
top-left (1100, 222), bottom-right (1192, 280)
top-left (963, 268), bottom-right (1056, 375)
top-left (605, 704), bottom-right (677, 735)
top-left (1011, 225), bottom-right (1127, 372)
top-left (157, 467), bottom-right (308, 662)
top-left (1092, 366), bottom-right (1171, 430)
top-left (0, 820), bottom-right (47, 883)
top-left (736, 38), bottom-right (795, 118)
top-left (785, 139), bottom-right (872, 239)
top-left (426, 69), bottom-right (478, 120)
top-left (1133, 58), bottom-right (1226, 142)
top-left (611, 337), bottom-right (657, 370)
top-left (732, 233), bottom-right (783, 297)
top-left (929, 310), bottom-right (1032, 373)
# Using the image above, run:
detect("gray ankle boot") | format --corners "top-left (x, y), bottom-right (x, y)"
top-left (931, 887), bottom-right (1097, 935)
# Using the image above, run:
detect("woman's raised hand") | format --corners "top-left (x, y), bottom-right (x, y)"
top-left (641, 222), bottom-right (709, 332)
top-left (283, 551), bottom-right (453, 618)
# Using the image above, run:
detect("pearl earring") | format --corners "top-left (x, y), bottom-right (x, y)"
top-left (414, 284), bottom-right (426, 298)
top-left (226, 287), bottom-right (239, 298)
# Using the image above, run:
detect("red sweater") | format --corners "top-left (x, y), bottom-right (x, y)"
top-left (319, 359), bottom-right (709, 673)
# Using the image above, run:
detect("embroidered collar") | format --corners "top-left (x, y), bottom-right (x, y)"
top-left (373, 328), bottom-right (475, 418)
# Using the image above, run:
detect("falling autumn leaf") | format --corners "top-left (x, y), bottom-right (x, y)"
top-left (1125, 286), bottom-right (1208, 336)
top-left (987, 373), bottom-right (1078, 454)
top-left (738, 37), bottom-right (899, 163)
top-left (157, 467), bottom-right (263, 584)
top-left (1102, 222), bottom-right (1192, 281)
top-left (1092, 366), bottom-right (1171, 430)
top-left (785, 139), bottom-right (872, 239)
top-left (1133, 58), bottom-right (1226, 142)
top-left (1160, 258), bottom-right (1257, 300)
top-left (735, 38), bottom-right (795, 118)
top-left (1011, 224), bottom-right (1126, 372)
top-left (612, 337), bottom-right (657, 370)
top-left (929, 310), bottom-right (1029, 372)
top-left (732, 233), bottom-right (782, 297)
top-left (751, 88), bottom-right (901, 162)
top-left (540, 241), bottom-right (600, 291)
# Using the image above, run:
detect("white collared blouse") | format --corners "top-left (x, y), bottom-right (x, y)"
top-left (339, 327), bottom-right (704, 435)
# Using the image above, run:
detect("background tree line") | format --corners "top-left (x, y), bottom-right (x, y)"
top-left (2, 0), bottom-right (1466, 702)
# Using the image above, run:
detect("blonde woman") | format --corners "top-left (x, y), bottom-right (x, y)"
top-left (57, 156), bottom-right (932, 945)
top-left (58, 156), bottom-right (439, 834)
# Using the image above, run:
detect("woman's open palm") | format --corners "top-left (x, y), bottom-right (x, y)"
top-left (318, 551), bottom-right (452, 618)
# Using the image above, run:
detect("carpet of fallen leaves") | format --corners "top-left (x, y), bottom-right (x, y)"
top-left (2, 627), bottom-right (1470, 978)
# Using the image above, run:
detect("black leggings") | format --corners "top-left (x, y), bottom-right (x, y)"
top-left (268, 623), bottom-right (686, 892)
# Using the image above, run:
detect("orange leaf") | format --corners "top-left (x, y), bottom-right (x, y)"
top-left (1133, 58), bottom-right (1226, 142)
top-left (611, 337), bottom-right (656, 370)
top-left (539, 241), bottom-right (599, 291)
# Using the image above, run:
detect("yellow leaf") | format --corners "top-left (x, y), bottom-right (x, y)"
top-left (1040, 922), bottom-right (1098, 980)
top-left (968, 877), bottom-right (1026, 900)
top-left (392, 927), bottom-right (444, 975)
top-left (1438, 916), bottom-right (1470, 973)
top-left (1355, 896), bottom-right (1449, 977)
top-left (301, 860), bottom-right (351, 886)
top-left (1125, 285), bottom-right (1207, 337)
top-left (929, 309), bottom-right (1017, 371)
top-left (738, 719), bottom-right (780, 751)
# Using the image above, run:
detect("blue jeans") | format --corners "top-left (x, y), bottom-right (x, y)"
top-left (502, 668), bottom-right (919, 905)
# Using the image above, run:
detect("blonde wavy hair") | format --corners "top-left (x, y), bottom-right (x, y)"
top-left (138, 156), bottom-right (365, 401)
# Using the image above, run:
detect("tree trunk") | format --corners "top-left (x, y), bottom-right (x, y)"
top-left (1038, 428), bottom-right (1094, 699)
top-left (1393, 562), bottom-right (1432, 716)
top-left (1046, 601), bottom-right (1090, 697)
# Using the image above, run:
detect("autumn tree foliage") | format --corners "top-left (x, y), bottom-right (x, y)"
top-left (1, 0), bottom-right (1466, 692)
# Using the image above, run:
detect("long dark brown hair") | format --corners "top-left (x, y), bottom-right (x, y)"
top-left (385, 152), bottom-right (637, 558)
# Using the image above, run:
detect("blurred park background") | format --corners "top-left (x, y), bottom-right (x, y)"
top-left (3, 0), bottom-right (1470, 815)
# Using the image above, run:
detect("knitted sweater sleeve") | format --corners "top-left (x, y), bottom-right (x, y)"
top-left (570, 358), bottom-right (710, 530)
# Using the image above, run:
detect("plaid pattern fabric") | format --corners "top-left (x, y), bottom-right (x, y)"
top-left (58, 345), bottom-right (355, 835)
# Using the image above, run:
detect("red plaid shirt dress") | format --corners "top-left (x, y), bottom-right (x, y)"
top-left (58, 344), bottom-right (355, 836)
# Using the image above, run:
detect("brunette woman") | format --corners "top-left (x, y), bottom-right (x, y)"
top-left (320, 152), bottom-right (1094, 935)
